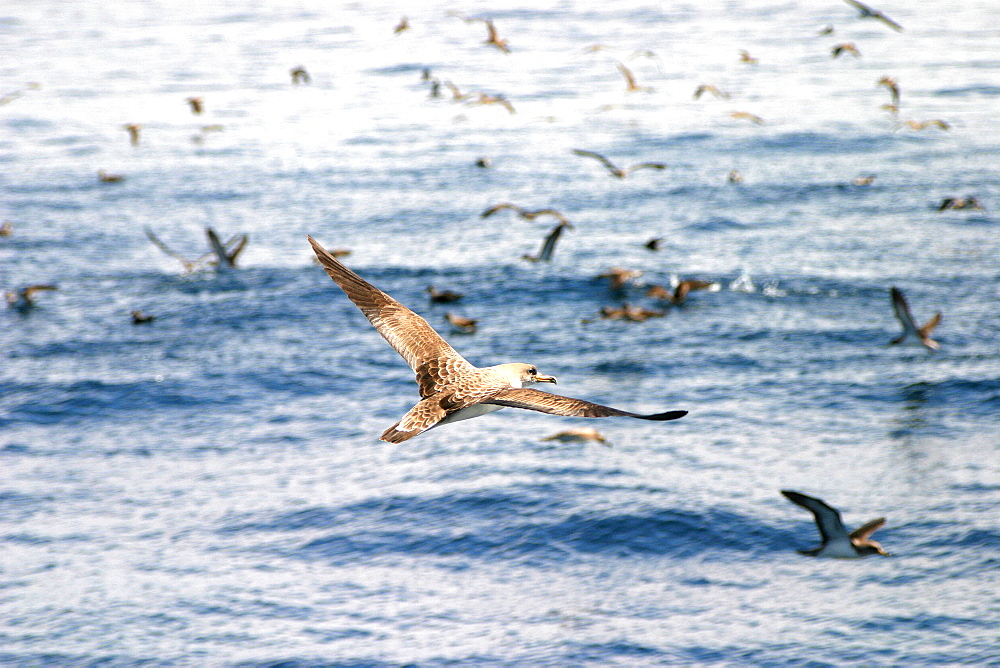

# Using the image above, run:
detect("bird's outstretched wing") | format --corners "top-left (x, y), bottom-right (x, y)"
top-left (481, 203), bottom-right (527, 218)
top-left (920, 312), bottom-right (942, 338)
top-left (145, 228), bottom-right (198, 271)
top-left (624, 162), bottom-right (667, 175)
top-left (890, 287), bottom-right (920, 336)
top-left (226, 234), bottom-right (249, 264)
top-left (781, 490), bottom-right (848, 544)
top-left (849, 517), bottom-right (886, 542)
top-left (308, 236), bottom-right (476, 396)
top-left (485, 388), bottom-right (687, 421)
top-left (532, 222), bottom-right (570, 262)
top-left (572, 149), bottom-right (619, 175)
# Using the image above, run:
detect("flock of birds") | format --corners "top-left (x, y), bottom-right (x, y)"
top-left (1, 0), bottom-right (974, 559)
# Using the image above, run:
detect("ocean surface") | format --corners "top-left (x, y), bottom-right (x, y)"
top-left (2, 0), bottom-right (999, 665)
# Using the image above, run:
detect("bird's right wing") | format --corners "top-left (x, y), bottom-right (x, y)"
top-left (485, 388), bottom-right (687, 421)
top-left (308, 236), bottom-right (476, 395)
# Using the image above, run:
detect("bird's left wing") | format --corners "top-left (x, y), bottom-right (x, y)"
top-left (485, 388), bottom-right (687, 420)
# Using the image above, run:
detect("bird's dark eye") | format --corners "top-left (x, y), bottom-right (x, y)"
top-left (528, 367), bottom-right (537, 375)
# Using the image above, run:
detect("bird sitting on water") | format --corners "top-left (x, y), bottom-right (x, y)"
top-left (444, 313), bottom-right (478, 334)
top-left (131, 310), bottom-right (155, 324)
top-left (308, 236), bottom-right (687, 443)
top-left (0, 222), bottom-right (11, 236)
top-left (598, 267), bottom-right (642, 291)
top-left (427, 286), bottom-right (463, 303)
top-left (542, 427), bottom-right (608, 445)
top-left (646, 279), bottom-right (716, 305)
top-left (186, 96), bottom-right (203, 114)
top-left (599, 303), bottom-right (665, 322)
top-left (937, 196), bottom-right (984, 211)
top-left (889, 286), bottom-right (941, 350)
top-left (290, 67), bottom-right (310, 85)
top-left (5, 284), bottom-right (58, 310)
top-left (781, 490), bottom-right (889, 558)
top-left (831, 42), bottom-right (861, 58)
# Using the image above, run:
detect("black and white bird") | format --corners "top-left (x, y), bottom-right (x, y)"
top-left (890, 287), bottom-right (941, 350)
top-left (781, 490), bottom-right (890, 558)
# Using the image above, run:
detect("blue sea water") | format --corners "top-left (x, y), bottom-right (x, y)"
top-left (1, 0), bottom-right (999, 665)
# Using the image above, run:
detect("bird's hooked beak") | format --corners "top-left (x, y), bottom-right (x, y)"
top-left (535, 374), bottom-right (557, 385)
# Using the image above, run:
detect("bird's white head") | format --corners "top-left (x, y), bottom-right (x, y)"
top-left (495, 363), bottom-right (557, 388)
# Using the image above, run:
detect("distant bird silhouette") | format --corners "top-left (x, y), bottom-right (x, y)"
top-left (481, 203), bottom-right (570, 225)
top-left (644, 238), bottom-right (662, 251)
top-left (427, 286), bottom-right (464, 303)
top-left (818, 24), bottom-right (835, 36)
top-left (647, 279), bottom-right (716, 305)
top-left (131, 310), bottom-right (155, 324)
top-left (599, 303), bottom-right (665, 322)
top-left (393, 16), bottom-right (410, 34)
top-left (831, 42), bottom-right (861, 58)
top-left (5, 284), bottom-right (58, 310)
top-left (843, 0), bottom-right (903, 32)
top-left (852, 174), bottom-right (876, 186)
top-left (890, 287), bottom-right (941, 350)
top-left (522, 222), bottom-right (573, 263)
top-left (616, 61), bottom-right (650, 92)
top-left (782, 490), bottom-right (889, 558)
top-left (730, 111), bottom-right (765, 125)
top-left (206, 228), bottom-right (248, 270)
top-left (694, 84), bottom-right (729, 100)
top-left (728, 169), bottom-right (744, 183)
top-left (572, 149), bottom-right (666, 178)
top-left (877, 76), bottom-right (900, 108)
top-left (597, 267), bottom-right (642, 291)
top-left (0, 222), bottom-right (12, 236)
top-left (444, 313), bottom-right (478, 334)
top-left (290, 67), bottom-right (310, 85)
top-left (123, 124), bottom-right (141, 146)
top-left (937, 196), bottom-right (984, 211)
top-left (739, 50), bottom-right (758, 64)
top-left (186, 96), bottom-right (203, 114)
top-left (443, 81), bottom-right (471, 101)
top-left (475, 157), bottom-right (492, 168)
top-left (145, 228), bottom-right (247, 273)
top-left (542, 427), bottom-right (608, 445)
top-left (145, 228), bottom-right (203, 272)
top-left (469, 92), bottom-right (515, 114)
top-left (97, 170), bottom-right (125, 183)
top-left (902, 119), bottom-right (950, 131)
top-left (458, 17), bottom-right (510, 53)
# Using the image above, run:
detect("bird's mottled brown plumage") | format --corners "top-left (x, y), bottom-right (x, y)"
top-left (308, 236), bottom-right (687, 442)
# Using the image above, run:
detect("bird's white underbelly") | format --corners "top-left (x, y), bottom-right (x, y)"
top-left (436, 403), bottom-right (505, 426)
top-left (815, 540), bottom-right (863, 559)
